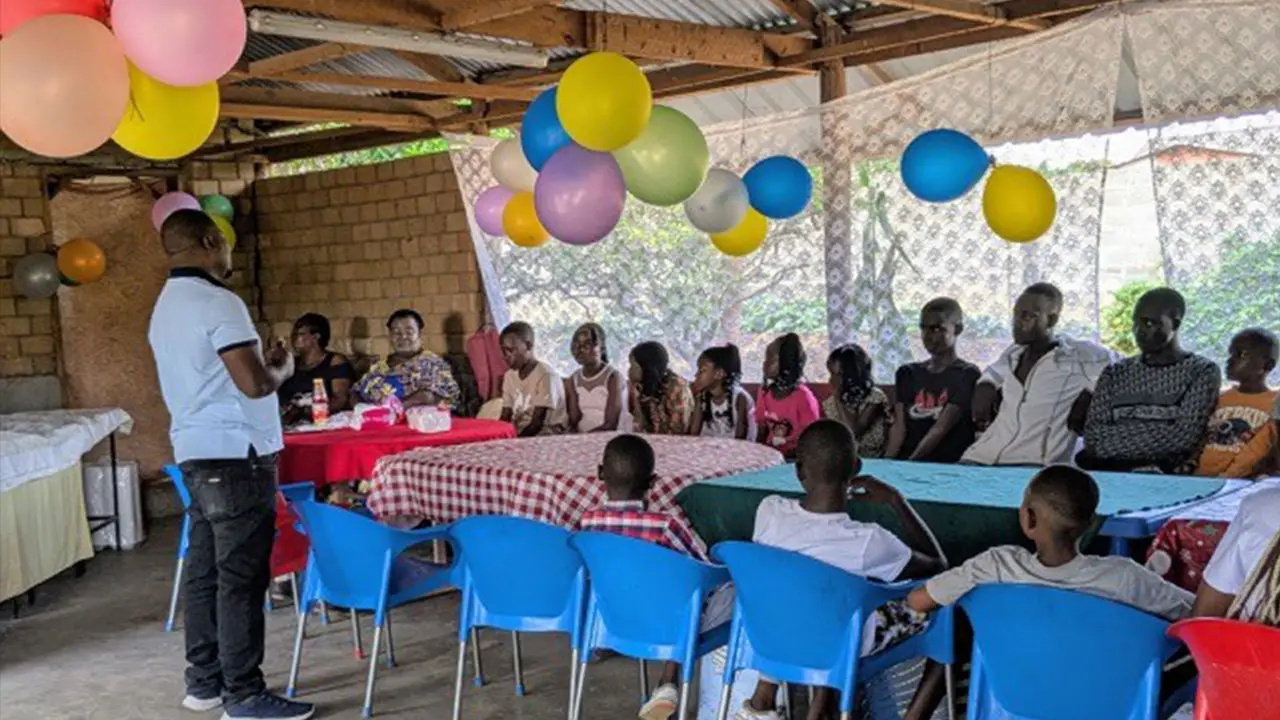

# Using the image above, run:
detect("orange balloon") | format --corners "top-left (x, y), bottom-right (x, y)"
top-left (57, 238), bottom-right (106, 284)
top-left (0, 15), bottom-right (129, 158)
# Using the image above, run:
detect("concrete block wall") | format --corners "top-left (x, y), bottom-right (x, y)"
top-left (254, 153), bottom-right (485, 367)
top-left (0, 163), bottom-right (56, 379)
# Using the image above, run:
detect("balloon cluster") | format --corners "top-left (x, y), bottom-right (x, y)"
top-left (474, 52), bottom-right (813, 257)
top-left (900, 129), bottom-right (1057, 244)
top-left (0, 0), bottom-right (245, 160)
top-left (152, 192), bottom-right (238, 249)
top-left (13, 239), bottom-right (106, 300)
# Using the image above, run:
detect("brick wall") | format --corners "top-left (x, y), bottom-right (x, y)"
top-left (0, 163), bottom-right (56, 379)
top-left (255, 153), bottom-right (485, 369)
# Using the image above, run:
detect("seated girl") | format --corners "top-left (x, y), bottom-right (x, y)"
top-left (277, 312), bottom-right (353, 425)
top-left (690, 344), bottom-right (755, 440)
top-left (823, 344), bottom-right (891, 458)
top-left (755, 333), bottom-right (820, 459)
top-left (629, 341), bottom-right (693, 435)
top-left (354, 308), bottom-right (461, 409)
top-left (565, 322), bottom-right (627, 433)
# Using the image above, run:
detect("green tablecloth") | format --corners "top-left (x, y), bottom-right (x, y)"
top-left (676, 459), bottom-right (1226, 564)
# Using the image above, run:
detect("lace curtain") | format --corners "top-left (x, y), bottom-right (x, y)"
top-left (448, 0), bottom-right (1278, 382)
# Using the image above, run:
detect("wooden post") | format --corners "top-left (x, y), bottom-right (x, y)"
top-left (818, 19), bottom-right (855, 349)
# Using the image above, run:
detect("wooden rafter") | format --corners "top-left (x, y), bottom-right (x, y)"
top-left (873, 0), bottom-right (1049, 31)
top-left (222, 70), bottom-right (539, 101)
top-left (248, 42), bottom-right (365, 75)
top-left (392, 51), bottom-right (467, 83)
top-left (765, 0), bottom-right (821, 33)
top-left (439, 0), bottom-right (557, 31)
top-left (219, 102), bottom-right (434, 131)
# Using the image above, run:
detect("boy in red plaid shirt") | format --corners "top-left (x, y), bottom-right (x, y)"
top-left (580, 434), bottom-right (731, 720)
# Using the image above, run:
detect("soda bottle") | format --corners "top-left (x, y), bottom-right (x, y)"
top-left (311, 377), bottom-right (329, 426)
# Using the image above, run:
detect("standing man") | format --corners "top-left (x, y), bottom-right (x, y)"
top-left (1077, 287), bottom-right (1220, 473)
top-left (148, 209), bottom-right (315, 720)
top-left (962, 282), bottom-right (1115, 466)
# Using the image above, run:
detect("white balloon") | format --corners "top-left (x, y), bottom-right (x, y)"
top-left (491, 138), bottom-right (538, 193)
top-left (684, 168), bottom-right (749, 234)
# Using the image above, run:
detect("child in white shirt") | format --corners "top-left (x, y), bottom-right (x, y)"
top-left (739, 420), bottom-right (947, 720)
top-left (1192, 485), bottom-right (1280, 624)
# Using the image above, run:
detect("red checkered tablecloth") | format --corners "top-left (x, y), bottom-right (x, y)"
top-left (368, 433), bottom-right (783, 529)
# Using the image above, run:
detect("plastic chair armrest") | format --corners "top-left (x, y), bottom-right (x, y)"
top-left (388, 523), bottom-right (454, 556)
top-left (279, 482), bottom-right (315, 504)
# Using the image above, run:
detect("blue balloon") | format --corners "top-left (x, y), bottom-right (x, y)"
top-left (520, 87), bottom-right (571, 171)
top-left (900, 129), bottom-right (990, 203)
top-left (743, 156), bottom-right (812, 220)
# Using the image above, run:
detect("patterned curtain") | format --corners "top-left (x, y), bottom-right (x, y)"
top-left (447, 0), bottom-right (1277, 382)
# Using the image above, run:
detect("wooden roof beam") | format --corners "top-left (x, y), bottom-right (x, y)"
top-left (440, 0), bottom-right (559, 31)
top-left (222, 70), bottom-right (539, 101)
top-left (249, 42), bottom-right (366, 75)
top-left (873, 0), bottom-right (1049, 32)
top-left (219, 103), bottom-right (434, 131)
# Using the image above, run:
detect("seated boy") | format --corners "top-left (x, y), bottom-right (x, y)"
top-left (739, 420), bottom-right (948, 720)
top-left (580, 435), bottom-right (730, 720)
top-left (1196, 328), bottom-right (1279, 479)
top-left (903, 465), bottom-right (1195, 718)
top-left (885, 297), bottom-right (982, 463)
top-left (1191, 482), bottom-right (1280, 623)
top-left (498, 321), bottom-right (567, 436)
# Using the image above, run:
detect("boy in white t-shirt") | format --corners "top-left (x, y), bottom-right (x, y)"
top-left (903, 465), bottom-right (1194, 718)
top-left (738, 420), bottom-right (947, 720)
top-left (1192, 486), bottom-right (1280, 624)
top-left (498, 321), bottom-right (567, 436)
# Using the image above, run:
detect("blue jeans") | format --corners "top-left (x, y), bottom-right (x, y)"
top-left (179, 451), bottom-right (278, 703)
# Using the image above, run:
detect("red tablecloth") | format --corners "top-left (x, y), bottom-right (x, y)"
top-left (368, 433), bottom-right (784, 529)
top-left (279, 419), bottom-right (517, 486)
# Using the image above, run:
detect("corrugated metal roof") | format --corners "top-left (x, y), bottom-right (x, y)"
top-left (564, 0), bottom-right (869, 30)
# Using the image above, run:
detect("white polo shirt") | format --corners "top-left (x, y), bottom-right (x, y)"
top-left (148, 268), bottom-right (282, 463)
top-left (1202, 486), bottom-right (1280, 618)
top-left (962, 335), bottom-right (1114, 466)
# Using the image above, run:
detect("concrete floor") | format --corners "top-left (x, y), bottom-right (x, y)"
top-left (0, 521), bottom-right (643, 720)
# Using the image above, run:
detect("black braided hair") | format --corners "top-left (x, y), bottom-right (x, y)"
top-left (698, 344), bottom-right (743, 430)
top-left (827, 343), bottom-right (875, 410)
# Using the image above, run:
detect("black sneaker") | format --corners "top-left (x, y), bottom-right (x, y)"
top-left (221, 692), bottom-right (314, 720)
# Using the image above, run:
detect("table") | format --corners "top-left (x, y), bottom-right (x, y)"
top-left (677, 459), bottom-right (1227, 565)
top-left (278, 419), bottom-right (516, 486)
top-left (368, 433), bottom-right (783, 528)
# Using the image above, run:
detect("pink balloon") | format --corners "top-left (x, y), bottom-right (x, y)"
top-left (474, 186), bottom-right (514, 237)
top-left (534, 145), bottom-right (626, 246)
top-left (111, 0), bottom-right (246, 87)
top-left (0, 15), bottom-right (128, 158)
top-left (0, 0), bottom-right (109, 36)
top-left (152, 192), bottom-right (201, 231)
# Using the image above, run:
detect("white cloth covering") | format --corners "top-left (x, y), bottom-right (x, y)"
top-left (0, 408), bottom-right (133, 493)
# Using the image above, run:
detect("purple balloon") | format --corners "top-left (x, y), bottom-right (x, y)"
top-left (152, 192), bottom-right (201, 231)
top-left (474, 186), bottom-right (514, 236)
top-left (534, 144), bottom-right (626, 246)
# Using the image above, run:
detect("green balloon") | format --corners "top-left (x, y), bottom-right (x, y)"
top-left (612, 106), bottom-right (709, 207)
top-left (199, 194), bottom-right (235, 219)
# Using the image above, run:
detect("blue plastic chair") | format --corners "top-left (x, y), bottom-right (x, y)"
top-left (449, 516), bottom-right (587, 720)
top-left (163, 464), bottom-right (318, 630)
top-left (958, 584), bottom-right (1192, 720)
top-left (711, 541), bottom-right (954, 720)
top-left (569, 531), bottom-right (732, 720)
top-left (286, 499), bottom-right (456, 718)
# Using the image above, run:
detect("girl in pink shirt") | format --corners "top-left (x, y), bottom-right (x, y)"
top-left (755, 333), bottom-right (820, 458)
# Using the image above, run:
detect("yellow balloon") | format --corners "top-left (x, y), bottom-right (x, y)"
top-left (502, 192), bottom-right (549, 248)
top-left (982, 165), bottom-right (1057, 243)
top-left (210, 213), bottom-right (237, 250)
top-left (112, 63), bottom-right (219, 161)
top-left (556, 52), bottom-right (652, 152)
top-left (710, 208), bottom-right (767, 257)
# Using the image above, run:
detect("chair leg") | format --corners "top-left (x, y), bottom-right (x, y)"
top-left (944, 663), bottom-right (956, 720)
top-left (512, 631), bottom-right (526, 696)
top-left (839, 714), bottom-right (852, 720)
top-left (351, 609), bottom-right (365, 660)
top-left (452, 638), bottom-right (467, 720)
top-left (362, 624), bottom-right (383, 718)
top-left (639, 659), bottom-right (650, 703)
top-left (471, 628), bottom-right (485, 686)
top-left (318, 599), bottom-right (329, 625)
top-left (572, 660), bottom-right (588, 720)
top-left (265, 586), bottom-right (275, 611)
top-left (714, 670), bottom-right (734, 720)
top-left (779, 681), bottom-right (792, 720)
top-left (164, 556), bottom-right (184, 632)
top-left (384, 610), bottom-right (396, 668)
top-left (289, 573), bottom-right (300, 612)
top-left (286, 606), bottom-right (309, 698)
top-left (677, 681), bottom-right (691, 720)
top-left (567, 647), bottom-right (580, 720)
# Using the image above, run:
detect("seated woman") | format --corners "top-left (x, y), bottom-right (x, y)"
top-left (354, 308), bottom-right (461, 409)
top-left (278, 312), bottom-right (353, 425)
top-left (629, 341), bottom-right (693, 435)
top-left (565, 322), bottom-right (627, 433)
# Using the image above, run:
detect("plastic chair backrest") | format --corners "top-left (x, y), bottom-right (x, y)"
top-left (290, 499), bottom-right (428, 609)
top-left (1168, 617), bottom-right (1280, 720)
top-left (712, 541), bottom-right (900, 689)
top-left (570, 531), bottom-right (724, 662)
top-left (450, 516), bottom-right (585, 636)
top-left (164, 464), bottom-right (192, 508)
top-left (958, 584), bottom-right (1177, 720)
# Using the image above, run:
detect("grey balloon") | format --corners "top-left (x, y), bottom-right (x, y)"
top-left (14, 253), bottom-right (60, 300)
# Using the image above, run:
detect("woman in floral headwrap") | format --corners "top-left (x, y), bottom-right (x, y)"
top-left (354, 309), bottom-right (460, 408)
